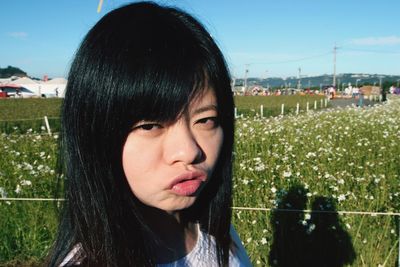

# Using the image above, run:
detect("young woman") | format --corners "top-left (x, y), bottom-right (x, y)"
top-left (47, 2), bottom-right (251, 266)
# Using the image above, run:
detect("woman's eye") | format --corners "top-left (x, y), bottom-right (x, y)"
top-left (134, 123), bottom-right (162, 131)
top-left (196, 117), bottom-right (219, 128)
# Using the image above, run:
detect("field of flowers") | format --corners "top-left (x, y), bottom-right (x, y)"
top-left (232, 96), bottom-right (400, 266)
top-left (0, 96), bottom-right (399, 266)
top-left (0, 132), bottom-right (59, 266)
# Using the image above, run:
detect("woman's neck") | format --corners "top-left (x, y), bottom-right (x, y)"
top-left (139, 206), bottom-right (199, 263)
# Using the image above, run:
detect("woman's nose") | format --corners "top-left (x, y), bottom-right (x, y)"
top-left (163, 121), bottom-right (203, 165)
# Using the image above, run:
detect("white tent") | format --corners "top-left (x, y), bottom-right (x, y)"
top-left (12, 77), bottom-right (38, 85)
top-left (46, 77), bottom-right (67, 85)
top-left (2, 76), bottom-right (67, 97)
top-left (0, 78), bottom-right (13, 84)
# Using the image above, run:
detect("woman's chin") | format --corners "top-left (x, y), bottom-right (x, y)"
top-left (159, 196), bottom-right (198, 213)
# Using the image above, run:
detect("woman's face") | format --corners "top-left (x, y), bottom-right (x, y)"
top-left (122, 88), bottom-right (224, 213)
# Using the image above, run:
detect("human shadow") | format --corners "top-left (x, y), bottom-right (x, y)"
top-left (268, 184), bottom-right (356, 267)
top-left (307, 196), bottom-right (356, 267)
top-left (268, 184), bottom-right (309, 267)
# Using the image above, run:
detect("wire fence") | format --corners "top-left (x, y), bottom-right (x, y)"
top-left (0, 116), bottom-right (60, 122)
top-left (1, 196), bottom-right (399, 264)
top-left (1, 197), bottom-right (399, 217)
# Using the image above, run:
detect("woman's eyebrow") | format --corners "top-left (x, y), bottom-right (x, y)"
top-left (192, 104), bottom-right (218, 115)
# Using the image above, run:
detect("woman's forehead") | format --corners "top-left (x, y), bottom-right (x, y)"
top-left (189, 87), bottom-right (217, 108)
top-left (188, 87), bottom-right (217, 113)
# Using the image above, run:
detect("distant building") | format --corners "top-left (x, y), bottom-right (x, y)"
top-left (360, 85), bottom-right (380, 96)
top-left (0, 76), bottom-right (67, 97)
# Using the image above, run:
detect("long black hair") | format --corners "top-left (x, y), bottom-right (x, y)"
top-left (47, 2), bottom-right (234, 266)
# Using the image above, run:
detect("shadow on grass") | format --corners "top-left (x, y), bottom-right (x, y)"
top-left (268, 184), bottom-right (356, 267)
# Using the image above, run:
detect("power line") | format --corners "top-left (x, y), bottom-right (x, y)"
top-left (341, 47), bottom-right (400, 54)
top-left (243, 51), bottom-right (332, 65)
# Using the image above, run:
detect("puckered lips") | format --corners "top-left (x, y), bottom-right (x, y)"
top-left (169, 170), bottom-right (207, 196)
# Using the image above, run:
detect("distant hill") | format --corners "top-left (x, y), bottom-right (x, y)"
top-left (0, 66), bottom-right (27, 78)
top-left (236, 73), bottom-right (400, 90)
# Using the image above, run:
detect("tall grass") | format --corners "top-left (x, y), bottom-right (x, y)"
top-left (0, 132), bottom-right (60, 265)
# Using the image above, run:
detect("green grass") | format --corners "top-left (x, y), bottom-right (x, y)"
top-left (0, 99), bottom-right (62, 134)
top-left (1, 96), bottom-right (399, 266)
top-left (0, 99), bottom-right (62, 120)
top-left (0, 202), bottom-right (59, 266)
top-left (234, 95), bottom-right (328, 117)
top-left (0, 96), bottom-right (326, 121)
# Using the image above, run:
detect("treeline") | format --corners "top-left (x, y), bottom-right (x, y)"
top-left (0, 66), bottom-right (27, 78)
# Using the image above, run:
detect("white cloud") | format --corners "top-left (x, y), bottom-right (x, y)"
top-left (8, 32), bottom-right (28, 39)
top-left (350, 36), bottom-right (400, 46)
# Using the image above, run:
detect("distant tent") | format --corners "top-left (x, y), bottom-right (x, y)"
top-left (12, 77), bottom-right (38, 85)
top-left (46, 77), bottom-right (67, 84)
top-left (0, 83), bottom-right (21, 89)
top-left (0, 78), bottom-right (13, 84)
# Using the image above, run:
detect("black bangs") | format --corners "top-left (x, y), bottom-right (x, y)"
top-left (118, 30), bottom-right (209, 125)
top-left (82, 2), bottom-right (220, 127)
top-left (124, 67), bottom-right (208, 125)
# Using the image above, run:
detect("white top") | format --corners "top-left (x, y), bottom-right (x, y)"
top-left (157, 225), bottom-right (252, 267)
top-left (60, 225), bottom-right (252, 267)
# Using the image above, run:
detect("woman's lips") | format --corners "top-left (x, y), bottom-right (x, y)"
top-left (169, 171), bottom-right (207, 196)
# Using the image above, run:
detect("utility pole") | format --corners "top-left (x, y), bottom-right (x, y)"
top-left (231, 77), bottom-right (236, 91)
top-left (333, 44), bottom-right (337, 88)
top-left (243, 65), bottom-right (249, 95)
top-left (380, 76), bottom-right (386, 102)
top-left (356, 79), bottom-right (361, 88)
top-left (297, 67), bottom-right (302, 90)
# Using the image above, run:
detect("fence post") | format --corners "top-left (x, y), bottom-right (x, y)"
top-left (320, 99), bottom-right (323, 108)
top-left (325, 98), bottom-right (328, 107)
top-left (314, 100), bottom-right (317, 110)
top-left (234, 107), bottom-right (238, 119)
top-left (281, 104), bottom-right (284, 115)
top-left (260, 105), bottom-right (263, 118)
top-left (306, 102), bottom-right (309, 112)
top-left (296, 103), bottom-right (299, 115)
top-left (44, 116), bottom-right (52, 136)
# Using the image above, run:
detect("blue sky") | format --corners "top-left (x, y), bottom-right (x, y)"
top-left (1, 0), bottom-right (399, 79)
